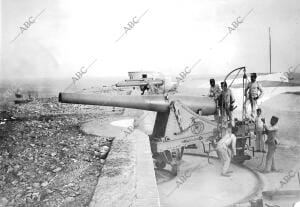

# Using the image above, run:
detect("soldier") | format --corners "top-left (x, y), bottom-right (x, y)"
top-left (245, 73), bottom-right (263, 118)
top-left (216, 125), bottom-right (237, 177)
top-left (144, 85), bottom-right (151, 95)
top-left (220, 81), bottom-right (235, 126)
top-left (209, 79), bottom-right (221, 121)
top-left (130, 87), bottom-right (141, 96)
top-left (255, 108), bottom-right (265, 152)
top-left (140, 85), bottom-right (148, 95)
top-left (262, 116), bottom-right (280, 173)
top-left (208, 79), bottom-right (221, 99)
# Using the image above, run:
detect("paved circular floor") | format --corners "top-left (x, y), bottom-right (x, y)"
top-left (156, 155), bottom-right (262, 207)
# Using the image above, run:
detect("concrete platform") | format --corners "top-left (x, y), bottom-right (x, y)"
top-left (157, 155), bottom-right (262, 207)
top-left (81, 112), bottom-right (160, 207)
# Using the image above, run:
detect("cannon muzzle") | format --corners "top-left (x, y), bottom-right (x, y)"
top-left (58, 93), bottom-right (216, 115)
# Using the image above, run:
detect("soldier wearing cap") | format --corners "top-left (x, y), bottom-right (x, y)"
top-left (208, 79), bottom-right (221, 99)
top-left (216, 125), bottom-right (237, 177)
top-left (245, 73), bottom-right (263, 118)
top-left (262, 116), bottom-right (280, 173)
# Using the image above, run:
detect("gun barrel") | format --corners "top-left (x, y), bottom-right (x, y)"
top-left (115, 79), bottom-right (164, 87)
top-left (58, 93), bottom-right (216, 115)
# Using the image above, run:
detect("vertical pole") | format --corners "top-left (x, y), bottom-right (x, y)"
top-left (298, 171), bottom-right (300, 186)
top-left (242, 70), bottom-right (245, 119)
top-left (269, 27), bottom-right (272, 74)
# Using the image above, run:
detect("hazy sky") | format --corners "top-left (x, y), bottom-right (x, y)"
top-left (1, 0), bottom-right (300, 80)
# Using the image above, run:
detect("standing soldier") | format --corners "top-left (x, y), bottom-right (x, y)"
top-left (262, 116), bottom-right (280, 173)
top-left (209, 79), bottom-right (221, 121)
top-left (208, 79), bottom-right (221, 99)
top-left (140, 85), bottom-right (149, 95)
top-left (220, 81), bottom-right (235, 126)
top-left (245, 73), bottom-right (263, 118)
top-left (130, 87), bottom-right (141, 96)
top-left (216, 125), bottom-right (237, 177)
top-left (255, 108), bottom-right (265, 152)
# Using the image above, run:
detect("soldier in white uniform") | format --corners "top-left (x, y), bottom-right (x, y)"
top-left (255, 108), bottom-right (266, 152)
top-left (209, 79), bottom-right (221, 121)
top-left (130, 87), bottom-right (141, 96)
top-left (216, 125), bottom-right (237, 177)
top-left (262, 116), bottom-right (280, 173)
top-left (245, 73), bottom-right (263, 118)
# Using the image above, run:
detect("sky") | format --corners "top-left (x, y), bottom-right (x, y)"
top-left (1, 0), bottom-right (300, 80)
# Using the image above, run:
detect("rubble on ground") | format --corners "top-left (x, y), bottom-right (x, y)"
top-left (0, 87), bottom-right (127, 207)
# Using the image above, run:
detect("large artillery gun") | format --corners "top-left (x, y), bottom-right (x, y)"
top-left (59, 93), bottom-right (217, 174)
top-left (59, 77), bottom-right (255, 175)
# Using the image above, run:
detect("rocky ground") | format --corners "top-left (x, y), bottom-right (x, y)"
top-left (0, 88), bottom-right (127, 207)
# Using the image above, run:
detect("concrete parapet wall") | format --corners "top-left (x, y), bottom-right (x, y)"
top-left (89, 132), bottom-right (136, 207)
top-left (87, 115), bottom-right (160, 207)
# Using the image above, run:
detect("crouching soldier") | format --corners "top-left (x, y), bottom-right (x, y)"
top-left (262, 116), bottom-right (280, 173)
top-left (216, 125), bottom-right (237, 177)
